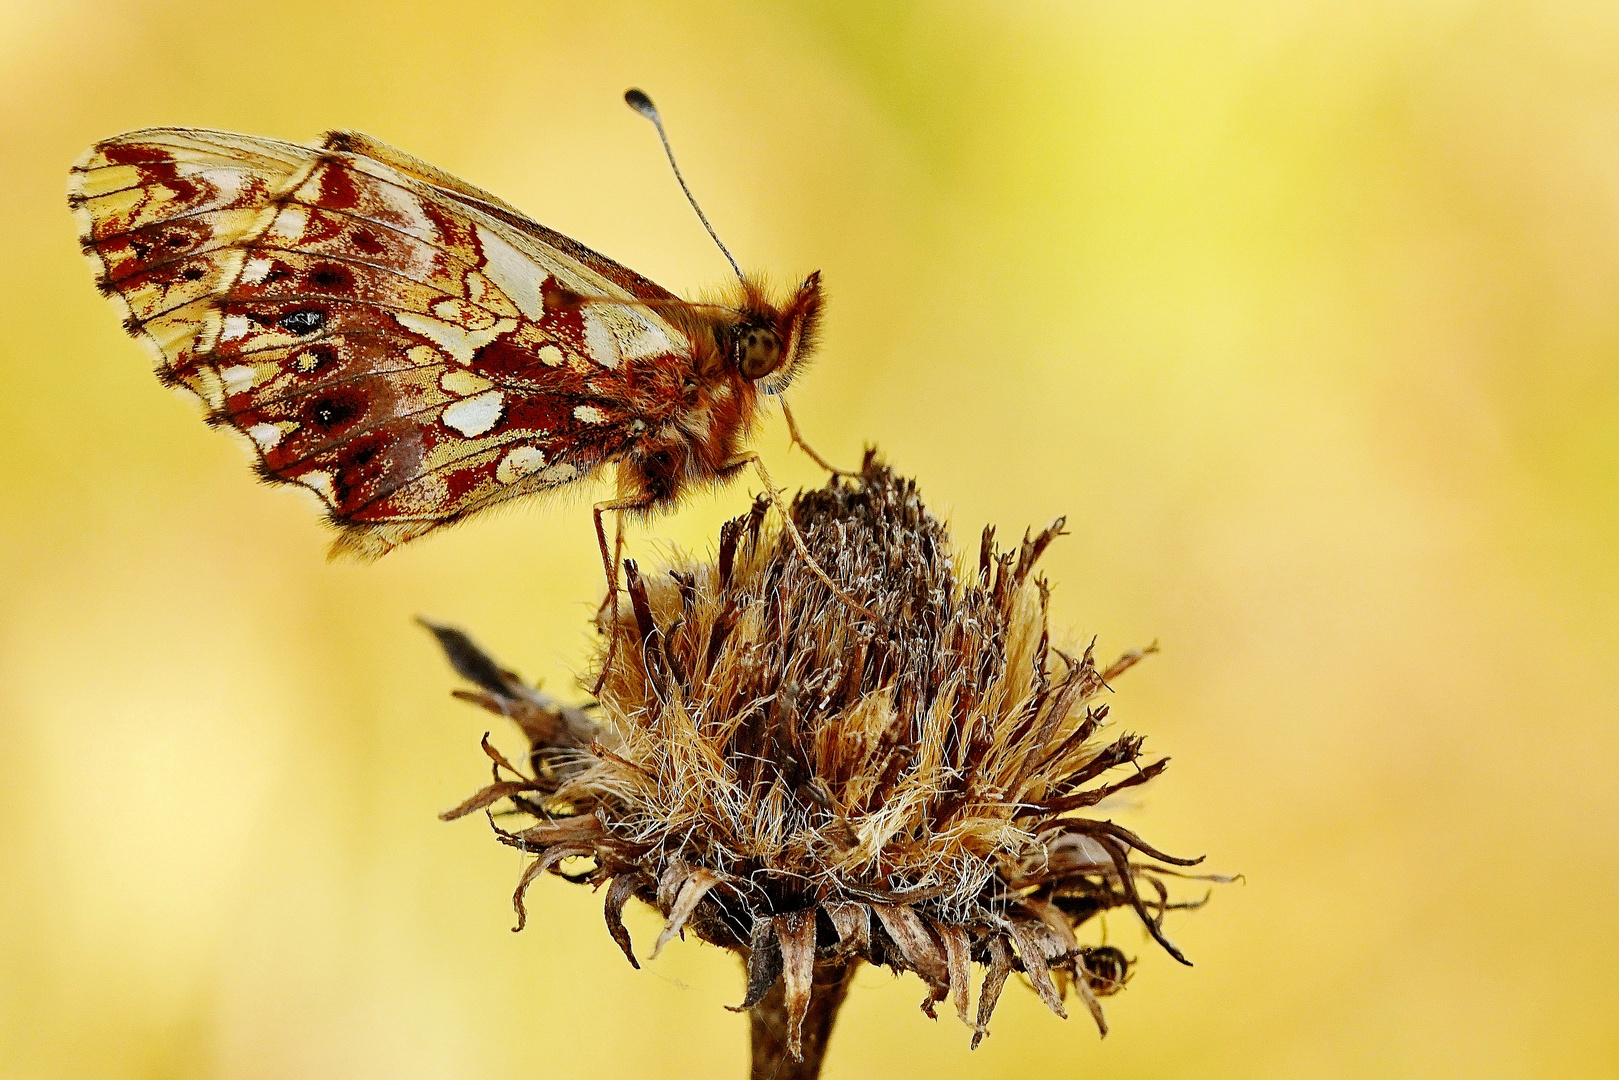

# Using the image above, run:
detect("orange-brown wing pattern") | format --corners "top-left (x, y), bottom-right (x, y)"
top-left (70, 128), bottom-right (695, 557)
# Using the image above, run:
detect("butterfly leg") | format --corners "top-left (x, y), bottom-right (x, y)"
top-left (724, 452), bottom-right (881, 625)
top-left (781, 399), bottom-right (858, 477)
top-left (591, 495), bottom-right (652, 696)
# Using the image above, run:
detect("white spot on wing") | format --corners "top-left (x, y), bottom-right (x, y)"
top-left (219, 364), bottom-right (255, 395)
top-left (269, 204), bottom-right (308, 242)
top-left (442, 390), bottom-right (505, 437)
top-left (240, 257), bottom-right (273, 284)
top-left (301, 470), bottom-right (337, 505)
top-left (394, 312), bottom-right (516, 365)
top-left (220, 315), bottom-right (250, 341)
top-left (537, 344), bottom-right (565, 367)
top-left (615, 309), bottom-right (678, 361)
top-left (573, 404), bottom-right (608, 424)
top-left (476, 225), bottom-right (547, 323)
top-left (580, 308), bottom-right (620, 368)
top-left (496, 445), bottom-right (547, 484)
top-left (247, 423), bottom-right (283, 451)
top-left (579, 305), bottom-right (683, 367)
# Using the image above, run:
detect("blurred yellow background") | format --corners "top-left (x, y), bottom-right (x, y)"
top-left (4, 1), bottom-right (1617, 1077)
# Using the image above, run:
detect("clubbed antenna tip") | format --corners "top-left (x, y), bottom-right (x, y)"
top-left (622, 86), bottom-right (744, 283)
top-left (623, 87), bottom-right (658, 121)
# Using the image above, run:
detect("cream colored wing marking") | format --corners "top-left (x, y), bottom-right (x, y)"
top-left (72, 128), bottom-right (696, 558)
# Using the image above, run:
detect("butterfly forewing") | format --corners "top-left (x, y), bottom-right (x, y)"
top-left (72, 127), bottom-right (697, 557)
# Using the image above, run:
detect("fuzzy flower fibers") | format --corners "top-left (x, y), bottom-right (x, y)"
top-left (431, 455), bottom-right (1222, 1076)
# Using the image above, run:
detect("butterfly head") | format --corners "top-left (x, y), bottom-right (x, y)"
top-left (730, 271), bottom-right (824, 395)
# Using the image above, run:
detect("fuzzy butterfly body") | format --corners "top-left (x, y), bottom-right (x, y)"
top-left (69, 126), bottom-right (824, 557)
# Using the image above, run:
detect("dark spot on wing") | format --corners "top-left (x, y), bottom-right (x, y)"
top-left (328, 430), bottom-right (399, 513)
top-left (350, 229), bottom-right (384, 255)
top-left (300, 343), bottom-right (337, 373)
top-left (309, 390), bottom-right (363, 430)
top-left (308, 263), bottom-right (353, 292)
top-left (279, 309), bottom-right (325, 335)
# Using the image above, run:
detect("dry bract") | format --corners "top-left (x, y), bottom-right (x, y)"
top-left (434, 455), bottom-right (1224, 1067)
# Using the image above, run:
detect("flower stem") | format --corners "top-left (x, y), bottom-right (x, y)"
top-left (749, 960), bottom-right (857, 1080)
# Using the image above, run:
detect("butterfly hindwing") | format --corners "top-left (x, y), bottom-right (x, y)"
top-left (71, 128), bottom-right (696, 557)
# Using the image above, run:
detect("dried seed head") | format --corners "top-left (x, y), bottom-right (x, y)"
top-left (437, 454), bottom-right (1227, 1053)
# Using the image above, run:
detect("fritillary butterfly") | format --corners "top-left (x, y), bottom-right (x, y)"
top-left (68, 96), bottom-right (838, 571)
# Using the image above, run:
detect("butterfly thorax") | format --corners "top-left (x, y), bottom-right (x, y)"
top-left (616, 273), bottom-right (823, 512)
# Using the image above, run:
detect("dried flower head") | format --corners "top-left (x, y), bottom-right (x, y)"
top-left (433, 454), bottom-right (1225, 1076)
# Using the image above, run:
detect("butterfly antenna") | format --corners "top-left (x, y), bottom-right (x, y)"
top-left (625, 88), bottom-right (744, 284)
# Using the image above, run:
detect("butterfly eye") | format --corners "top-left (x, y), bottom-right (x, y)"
top-left (736, 327), bottom-right (783, 380)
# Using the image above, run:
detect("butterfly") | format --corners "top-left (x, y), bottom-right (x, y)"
top-left (68, 92), bottom-right (851, 588)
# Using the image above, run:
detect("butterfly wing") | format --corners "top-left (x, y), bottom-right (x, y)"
top-left (70, 127), bottom-right (695, 557)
